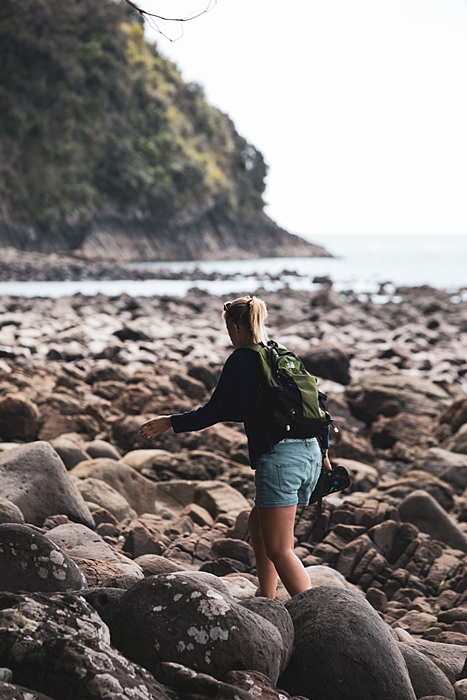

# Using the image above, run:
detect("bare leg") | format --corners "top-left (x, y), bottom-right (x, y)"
top-left (248, 505), bottom-right (311, 599)
top-left (248, 506), bottom-right (278, 598)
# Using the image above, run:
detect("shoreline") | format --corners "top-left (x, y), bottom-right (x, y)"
top-left (1, 282), bottom-right (467, 698)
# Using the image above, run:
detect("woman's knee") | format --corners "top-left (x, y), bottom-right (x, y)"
top-left (263, 541), bottom-right (292, 564)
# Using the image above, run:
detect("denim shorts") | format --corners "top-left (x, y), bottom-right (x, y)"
top-left (254, 438), bottom-right (323, 508)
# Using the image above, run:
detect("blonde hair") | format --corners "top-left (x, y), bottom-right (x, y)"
top-left (222, 295), bottom-right (268, 344)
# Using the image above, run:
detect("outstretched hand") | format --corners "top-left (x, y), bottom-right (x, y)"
top-left (138, 415), bottom-right (172, 440)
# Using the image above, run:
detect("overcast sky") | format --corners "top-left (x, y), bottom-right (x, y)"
top-left (143, 0), bottom-right (467, 238)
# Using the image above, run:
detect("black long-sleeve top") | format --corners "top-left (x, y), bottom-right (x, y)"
top-left (171, 347), bottom-right (276, 466)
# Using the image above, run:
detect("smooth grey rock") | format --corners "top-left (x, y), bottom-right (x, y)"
top-left (133, 554), bottom-right (187, 575)
top-left (86, 439), bottom-right (122, 460)
top-left (394, 629), bottom-right (467, 685)
top-left (0, 523), bottom-right (87, 592)
top-left (70, 459), bottom-right (157, 515)
top-left (279, 586), bottom-right (416, 700)
top-left (345, 369), bottom-right (453, 423)
top-left (239, 597), bottom-right (294, 675)
top-left (110, 572), bottom-right (284, 684)
top-left (398, 490), bottom-right (467, 553)
top-left (398, 642), bottom-right (455, 700)
top-left (50, 436), bottom-right (91, 470)
top-left (0, 591), bottom-right (172, 699)
top-left (414, 448), bottom-right (467, 493)
top-left (0, 441), bottom-right (94, 527)
top-left (72, 476), bottom-right (137, 521)
top-left (46, 522), bottom-right (143, 578)
top-left (0, 497), bottom-right (25, 524)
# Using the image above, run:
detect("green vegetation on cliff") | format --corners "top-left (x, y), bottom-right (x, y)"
top-left (0, 0), bottom-right (267, 232)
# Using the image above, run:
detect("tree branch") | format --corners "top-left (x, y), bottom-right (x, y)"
top-left (124, 0), bottom-right (217, 41)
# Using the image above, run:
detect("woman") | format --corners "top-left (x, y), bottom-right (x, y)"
top-left (138, 295), bottom-right (331, 599)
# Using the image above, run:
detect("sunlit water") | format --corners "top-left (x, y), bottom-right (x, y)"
top-left (1, 233), bottom-right (466, 298)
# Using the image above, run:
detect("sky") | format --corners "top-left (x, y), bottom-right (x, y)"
top-left (141, 0), bottom-right (467, 239)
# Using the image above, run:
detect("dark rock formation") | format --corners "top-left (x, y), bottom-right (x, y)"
top-left (239, 597), bottom-right (294, 674)
top-left (279, 586), bottom-right (417, 700)
top-left (0, 591), bottom-right (172, 700)
top-left (301, 344), bottom-right (351, 385)
top-left (346, 369), bottom-right (454, 423)
top-left (0, 523), bottom-right (87, 593)
top-left (399, 643), bottom-right (455, 700)
top-left (110, 572), bottom-right (284, 683)
top-left (0, 204), bottom-right (330, 263)
top-left (398, 490), bottom-right (467, 553)
top-left (0, 442), bottom-right (95, 528)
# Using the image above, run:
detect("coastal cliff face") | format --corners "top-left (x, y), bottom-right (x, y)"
top-left (0, 202), bottom-right (328, 262)
top-left (0, 0), bottom-right (328, 261)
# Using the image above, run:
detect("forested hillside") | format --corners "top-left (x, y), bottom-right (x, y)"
top-left (0, 0), bottom-right (328, 259)
top-left (0, 0), bottom-right (267, 231)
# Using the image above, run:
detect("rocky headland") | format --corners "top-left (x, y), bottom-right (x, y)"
top-left (0, 282), bottom-right (467, 699)
top-left (0, 204), bottom-right (330, 264)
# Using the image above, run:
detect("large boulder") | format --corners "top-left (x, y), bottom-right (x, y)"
top-left (72, 476), bottom-right (137, 521)
top-left (0, 393), bottom-right (41, 441)
top-left (193, 481), bottom-right (251, 519)
top-left (370, 412), bottom-right (436, 449)
top-left (153, 480), bottom-right (200, 518)
top-left (0, 442), bottom-right (94, 528)
top-left (70, 459), bottom-right (157, 515)
top-left (110, 572), bottom-right (284, 684)
top-left (301, 344), bottom-right (351, 385)
top-left (413, 448), bottom-right (467, 494)
top-left (279, 586), bottom-right (417, 700)
top-left (394, 629), bottom-right (467, 685)
top-left (85, 439), bottom-right (122, 461)
top-left (239, 597), bottom-right (294, 675)
top-left (0, 497), bottom-right (24, 524)
top-left (398, 490), bottom-right (467, 553)
top-left (0, 523), bottom-right (87, 593)
top-left (398, 643), bottom-right (455, 700)
top-left (0, 591), bottom-right (172, 700)
top-left (46, 522), bottom-right (143, 579)
top-left (49, 435), bottom-right (91, 470)
top-left (345, 369), bottom-right (453, 423)
top-left (374, 471), bottom-right (455, 512)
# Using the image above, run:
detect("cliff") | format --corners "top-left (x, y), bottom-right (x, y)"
top-left (0, 0), bottom-right (328, 261)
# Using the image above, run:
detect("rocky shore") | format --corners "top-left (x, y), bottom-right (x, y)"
top-left (0, 204), bottom-right (331, 263)
top-left (1, 282), bottom-right (467, 700)
top-left (0, 246), bottom-right (320, 283)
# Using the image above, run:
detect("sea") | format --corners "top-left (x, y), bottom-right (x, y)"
top-left (2, 233), bottom-right (467, 300)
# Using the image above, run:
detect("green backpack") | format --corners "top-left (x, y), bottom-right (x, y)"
top-left (242, 340), bottom-right (335, 441)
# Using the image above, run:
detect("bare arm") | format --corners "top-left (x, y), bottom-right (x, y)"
top-left (138, 415), bottom-right (172, 440)
top-left (323, 449), bottom-right (333, 471)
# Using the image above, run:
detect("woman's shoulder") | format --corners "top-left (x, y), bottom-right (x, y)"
top-left (228, 346), bottom-right (262, 368)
